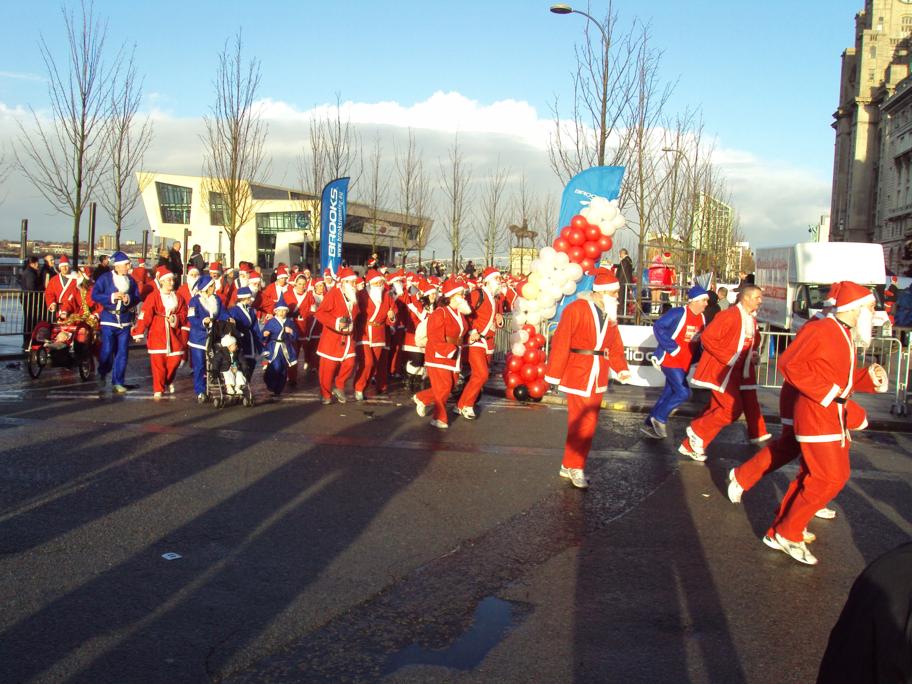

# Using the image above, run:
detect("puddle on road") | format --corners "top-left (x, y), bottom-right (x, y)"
top-left (382, 596), bottom-right (518, 675)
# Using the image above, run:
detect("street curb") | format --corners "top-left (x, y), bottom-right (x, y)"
top-left (481, 383), bottom-right (912, 434)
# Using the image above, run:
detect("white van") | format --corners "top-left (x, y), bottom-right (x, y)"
top-left (754, 242), bottom-right (886, 332)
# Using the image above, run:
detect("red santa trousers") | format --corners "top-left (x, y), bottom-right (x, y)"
top-left (354, 345), bottom-right (388, 394)
top-left (770, 440), bottom-right (851, 543)
top-left (286, 338), bottom-right (307, 385)
top-left (742, 389), bottom-right (770, 440)
top-left (318, 356), bottom-right (355, 399)
top-left (733, 425), bottom-right (801, 492)
top-left (149, 354), bottom-right (181, 394)
top-left (305, 338), bottom-right (320, 371)
top-left (415, 366), bottom-right (454, 423)
top-left (562, 392), bottom-right (604, 470)
top-left (689, 385), bottom-right (745, 448)
top-left (388, 329), bottom-right (405, 376)
top-left (457, 347), bottom-right (491, 410)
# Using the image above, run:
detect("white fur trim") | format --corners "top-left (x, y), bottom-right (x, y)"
top-left (820, 383), bottom-right (841, 408)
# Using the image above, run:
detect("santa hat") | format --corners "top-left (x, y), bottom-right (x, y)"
top-left (156, 266), bottom-right (174, 281)
top-left (323, 268), bottom-right (334, 278)
top-left (481, 266), bottom-right (501, 283)
top-left (388, 269), bottom-right (405, 283)
top-left (275, 265), bottom-right (289, 279)
top-left (337, 267), bottom-right (357, 282)
top-left (418, 279), bottom-right (436, 296)
top-left (208, 262), bottom-right (222, 275)
top-left (294, 272), bottom-right (308, 282)
top-left (442, 277), bottom-right (464, 298)
top-left (835, 281), bottom-right (875, 312)
top-left (592, 268), bottom-right (620, 292)
top-left (365, 269), bottom-right (384, 284)
top-left (220, 334), bottom-right (237, 347)
top-left (112, 251), bottom-right (130, 265)
top-left (273, 300), bottom-right (289, 313)
top-left (687, 285), bottom-right (709, 302)
top-left (187, 265), bottom-right (201, 276)
top-left (195, 275), bottom-right (214, 292)
top-left (235, 286), bottom-right (253, 300)
top-left (137, 258), bottom-right (146, 266)
top-left (58, 255), bottom-right (70, 266)
top-left (248, 271), bottom-right (262, 283)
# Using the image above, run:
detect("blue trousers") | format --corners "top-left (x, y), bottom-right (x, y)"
top-left (98, 325), bottom-right (130, 386)
top-left (264, 356), bottom-right (289, 395)
top-left (649, 366), bottom-right (692, 424)
top-left (190, 347), bottom-right (207, 395)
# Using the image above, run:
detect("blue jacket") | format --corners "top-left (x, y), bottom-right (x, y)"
top-left (92, 271), bottom-right (141, 329)
top-left (652, 305), bottom-right (704, 367)
top-left (187, 293), bottom-right (228, 349)
top-left (229, 303), bottom-right (263, 359)
top-left (262, 315), bottom-right (298, 366)
top-left (895, 288), bottom-right (912, 328)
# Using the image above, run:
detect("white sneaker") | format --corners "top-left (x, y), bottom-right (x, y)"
top-left (413, 394), bottom-right (428, 417)
top-left (750, 433), bottom-right (772, 445)
top-left (640, 424), bottom-right (662, 439)
top-left (430, 419), bottom-right (448, 429)
top-left (678, 439), bottom-right (707, 462)
top-left (727, 468), bottom-right (743, 504)
top-left (168, 384), bottom-right (175, 394)
top-left (354, 391), bottom-right (365, 401)
top-left (153, 391), bottom-right (162, 399)
top-left (762, 534), bottom-right (781, 551)
top-left (685, 426), bottom-right (706, 454)
top-left (458, 406), bottom-right (477, 420)
top-left (560, 466), bottom-right (589, 489)
top-left (774, 533), bottom-right (818, 565)
top-left (225, 385), bottom-right (236, 395)
top-left (332, 388), bottom-right (347, 404)
top-left (650, 416), bottom-right (667, 439)
top-left (803, 529), bottom-right (816, 544)
top-left (815, 507), bottom-right (837, 520)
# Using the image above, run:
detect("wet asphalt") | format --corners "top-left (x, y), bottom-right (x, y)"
top-left (0, 358), bottom-right (910, 683)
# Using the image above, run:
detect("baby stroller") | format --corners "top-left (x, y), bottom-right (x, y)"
top-left (204, 319), bottom-right (255, 409)
top-left (26, 318), bottom-right (96, 381)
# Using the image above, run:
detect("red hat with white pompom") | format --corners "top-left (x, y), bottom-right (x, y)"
top-left (834, 281), bottom-right (875, 312)
top-left (592, 267), bottom-right (620, 292)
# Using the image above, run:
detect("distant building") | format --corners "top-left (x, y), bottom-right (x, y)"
top-left (137, 172), bottom-right (432, 270)
top-left (97, 234), bottom-right (117, 252)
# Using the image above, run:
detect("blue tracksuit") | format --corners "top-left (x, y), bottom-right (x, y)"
top-left (92, 271), bottom-right (140, 386)
top-left (648, 306), bottom-right (701, 425)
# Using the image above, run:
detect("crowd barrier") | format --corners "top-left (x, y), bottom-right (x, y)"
top-left (0, 290), bottom-right (51, 349)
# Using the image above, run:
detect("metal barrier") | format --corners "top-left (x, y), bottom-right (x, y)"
top-left (0, 290), bottom-right (51, 350)
top-left (493, 313), bottom-right (513, 364)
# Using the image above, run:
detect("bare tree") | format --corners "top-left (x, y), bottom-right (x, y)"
top-left (536, 193), bottom-right (559, 250)
top-left (396, 128), bottom-right (421, 267)
top-left (363, 132), bottom-right (388, 259)
top-left (100, 49), bottom-right (153, 250)
top-left (15, 1), bottom-right (116, 265)
top-left (323, 93), bottom-right (362, 190)
top-left (298, 116), bottom-right (327, 271)
top-left (439, 134), bottom-right (473, 273)
top-left (474, 159), bottom-right (510, 267)
top-left (201, 31), bottom-right (268, 268)
top-left (414, 161), bottom-right (432, 269)
top-left (0, 146), bottom-right (13, 204)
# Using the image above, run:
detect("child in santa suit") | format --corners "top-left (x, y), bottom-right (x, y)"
top-left (764, 281), bottom-right (888, 565)
top-left (213, 334), bottom-right (247, 395)
top-left (228, 286), bottom-right (263, 381)
top-left (413, 277), bottom-right (475, 429)
top-left (261, 300), bottom-right (297, 397)
top-left (544, 268), bottom-right (632, 488)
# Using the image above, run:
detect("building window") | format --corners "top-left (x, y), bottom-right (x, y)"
top-left (209, 191), bottom-right (227, 226)
top-left (903, 15), bottom-right (912, 33)
top-left (255, 211), bottom-right (312, 268)
top-left (156, 182), bottom-right (192, 224)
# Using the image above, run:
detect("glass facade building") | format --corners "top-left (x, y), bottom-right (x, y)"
top-left (156, 182), bottom-right (192, 224)
top-left (255, 211), bottom-right (312, 268)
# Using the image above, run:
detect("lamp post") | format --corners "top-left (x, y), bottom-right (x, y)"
top-left (550, 3), bottom-right (611, 166)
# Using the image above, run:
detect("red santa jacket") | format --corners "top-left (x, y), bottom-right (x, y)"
top-left (423, 304), bottom-right (467, 372)
top-left (259, 281), bottom-right (287, 319)
top-left (284, 287), bottom-right (311, 338)
top-left (691, 304), bottom-right (760, 393)
top-left (45, 273), bottom-right (78, 310)
top-left (132, 288), bottom-right (187, 356)
top-left (403, 296), bottom-right (428, 353)
top-left (58, 286), bottom-right (101, 318)
top-left (315, 286), bottom-right (359, 361)
top-left (780, 315), bottom-right (886, 444)
top-left (465, 287), bottom-right (501, 354)
top-left (355, 288), bottom-right (394, 348)
top-left (544, 295), bottom-right (629, 397)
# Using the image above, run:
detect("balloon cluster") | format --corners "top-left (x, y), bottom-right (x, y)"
top-left (504, 197), bottom-right (627, 403)
top-left (502, 324), bottom-right (548, 402)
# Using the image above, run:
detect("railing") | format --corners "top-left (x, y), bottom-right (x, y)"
top-left (0, 290), bottom-right (52, 350)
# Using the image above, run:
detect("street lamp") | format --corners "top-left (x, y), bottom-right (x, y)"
top-left (549, 3), bottom-right (611, 166)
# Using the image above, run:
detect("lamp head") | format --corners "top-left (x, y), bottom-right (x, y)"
top-left (550, 3), bottom-right (573, 14)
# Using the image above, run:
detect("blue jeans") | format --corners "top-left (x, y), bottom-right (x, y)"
top-left (190, 347), bottom-right (207, 395)
top-left (98, 325), bottom-right (130, 386)
top-left (649, 366), bottom-right (692, 424)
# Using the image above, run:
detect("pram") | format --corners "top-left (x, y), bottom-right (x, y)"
top-left (26, 317), bottom-right (96, 381)
top-left (203, 319), bottom-right (255, 409)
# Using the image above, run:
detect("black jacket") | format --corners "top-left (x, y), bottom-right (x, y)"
top-left (617, 256), bottom-right (634, 284)
top-left (20, 266), bottom-right (42, 292)
top-left (212, 346), bottom-right (242, 374)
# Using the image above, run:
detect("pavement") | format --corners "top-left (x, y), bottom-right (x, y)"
top-left (0, 352), bottom-right (910, 682)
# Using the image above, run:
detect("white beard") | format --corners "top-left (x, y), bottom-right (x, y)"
top-left (392, 282), bottom-right (404, 297)
top-left (853, 307), bottom-right (874, 348)
top-left (484, 282), bottom-right (500, 297)
top-left (452, 298), bottom-right (472, 315)
top-left (113, 273), bottom-right (130, 293)
top-left (369, 286), bottom-right (383, 305)
top-left (602, 296), bottom-right (619, 323)
top-left (341, 283), bottom-right (356, 303)
top-left (187, 275), bottom-right (199, 292)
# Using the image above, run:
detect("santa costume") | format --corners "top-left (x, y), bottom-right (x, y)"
top-left (187, 275), bottom-right (229, 399)
top-left (315, 268), bottom-right (359, 403)
top-left (544, 268), bottom-right (631, 488)
top-left (284, 273), bottom-right (311, 386)
top-left (261, 301), bottom-right (298, 397)
top-left (353, 269), bottom-right (395, 399)
top-left (132, 268), bottom-right (186, 397)
top-left (92, 251), bottom-right (141, 392)
top-left (44, 255), bottom-right (78, 314)
top-left (456, 266), bottom-right (504, 420)
top-left (228, 286), bottom-right (263, 380)
top-left (260, 266), bottom-right (290, 320)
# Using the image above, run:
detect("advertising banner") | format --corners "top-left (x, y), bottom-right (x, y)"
top-left (320, 177), bottom-right (350, 274)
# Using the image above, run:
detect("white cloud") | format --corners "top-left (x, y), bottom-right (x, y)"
top-left (0, 71), bottom-right (44, 82)
top-left (0, 92), bottom-right (831, 255)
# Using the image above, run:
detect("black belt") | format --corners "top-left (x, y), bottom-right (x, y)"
top-left (834, 397), bottom-right (846, 405)
top-left (570, 348), bottom-right (601, 356)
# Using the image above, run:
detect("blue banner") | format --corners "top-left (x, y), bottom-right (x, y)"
top-left (551, 166), bottom-right (625, 325)
top-left (320, 177), bottom-right (350, 274)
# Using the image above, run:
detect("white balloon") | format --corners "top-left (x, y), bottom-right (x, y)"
top-left (515, 297), bottom-right (529, 312)
top-left (541, 306), bottom-right (557, 320)
top-left (512, 342), bottom-right (526, 356)
top-left (566, 263), bottom-right (584, 281)
top-left (513, 312), bottom-right (526, 326)
top-left (539, 246), bottom-right (556, 265)
top-left (530, 259), bottom-right (542, 274)
top-left (510, 332), bottom-right (523, 345)
top-left (601, 204), bottom-right (619, 222)
top-left (525, 298), bottom-right (540, 313)
top-left (548, 284), bottom-right (562, 301)
top-left (525, 310), bottom-right (541, 325)
top-left (519, 330), bottom-right (530, 344)
top-left (561, 280), bottom-right (578, 295)
top-left (599, 222), bottom-right (615, 237)
top-left (522, 282), bottom-right (540, 300)
top-left (555, 251), bottom-right (570, 268)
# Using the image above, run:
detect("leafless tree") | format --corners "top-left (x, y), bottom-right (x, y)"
top-left (474, 159), bottom-right (510, 267)
top-left (396, 128), bottom-right (421, 267)
top-left (297, 116), bottom-right (327, 271)
top-left (414, 161), bottom-right (432, 269)
top-left (201, 31), bottom-right (268, 268)
top-left (0, 146), bottom-right (13, 204)
top-left (99, 49), bottom-right (153, 250)
top-left (536, 193), bottom-right (559, 250)
top-left (363, 132), bottom-right (388, 258)
top-left (323, 93), bottom-right (362, 190)
top-left (15, 1), bottom-right (116, 265)
top-left (439, 134), bottom-right (473, 273)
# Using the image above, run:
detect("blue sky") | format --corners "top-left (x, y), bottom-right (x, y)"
top-left (0, 1), bottom-right (865, 246)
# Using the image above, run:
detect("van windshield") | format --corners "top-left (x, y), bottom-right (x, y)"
top-left (806, 284), bottom-right (884, 310)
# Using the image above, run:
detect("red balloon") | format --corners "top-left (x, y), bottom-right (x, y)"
top-left (528, 380), bottom-right (547, 399)
top-left (553, 238), bottom-right (570, 253)
top-left (524, 348), bottom-right (539, 365)
top-left (536, 363), bottom-right (546, 378)
top-left (522, 324), bottom-right (537, 337)
top-left (526, 334), bottom-right (542, 349)
top-left (584, 242), bottom-right (601, 259)
top-left (580, 258), bottom-right (595, 272)
top-left (537, 349), bottom-right (547, 364)
top-left (570, 214), bottom-right (588, 230)
top-left (507, 355), bottom-right (524, 373)
top-left (568, 246), bottom-right (585, 263)
top-left (585, 224), bottom-right (601, 242)
top-left (521, 364), bottom-right (538, 382)
top-left (532, 333), bottom-right (546, 348)
top-left (506, 372), bottom-right (522, 389)
top-left (597, 235), bottom-right (613, 252)
top-left (568, 228), bottom-right (586, 246)
top-left (560, 225), bottom-right (574, 241)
